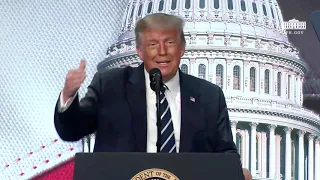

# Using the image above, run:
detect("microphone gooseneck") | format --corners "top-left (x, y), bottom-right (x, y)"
top-left (149, 68), bottom-right (162, 153)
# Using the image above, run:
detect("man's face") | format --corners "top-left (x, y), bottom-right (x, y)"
top-left (136, 28), bottom-right (185, 81)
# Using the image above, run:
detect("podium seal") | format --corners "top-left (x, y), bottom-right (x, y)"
top-left (131, 168), bottom-right (180, 180)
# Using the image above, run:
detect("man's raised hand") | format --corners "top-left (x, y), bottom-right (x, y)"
top-left (62, 60), bottom-right (86, 103)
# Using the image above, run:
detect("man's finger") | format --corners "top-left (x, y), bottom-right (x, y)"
top-left (69, 77), bottom-right (85, 85)
top-left (72, 71), bottom-right (86, 77)
top-left (79, 59), bottom-right (86, 71)
top-left (67, 71), bottom-right (85, 79)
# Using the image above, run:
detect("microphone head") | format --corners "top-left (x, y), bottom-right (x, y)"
top-left (149, 68), bottom-right (162, 91)
top-left (149, 68), bottom-right (161, 76)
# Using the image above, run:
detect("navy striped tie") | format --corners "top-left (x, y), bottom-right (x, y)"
top-left (159, 85), bottom-right (176, 153)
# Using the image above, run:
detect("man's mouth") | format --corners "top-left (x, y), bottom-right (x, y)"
top-left (156, 61), bottom-right (170, 65)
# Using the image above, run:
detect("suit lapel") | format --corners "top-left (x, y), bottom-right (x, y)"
top-left (179, 71), bottom-right (204, 152)
top-left (126, 64), bottom-right (147, 152)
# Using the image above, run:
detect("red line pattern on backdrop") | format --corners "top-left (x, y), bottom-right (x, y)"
top-left (1, 138), bottom-right (79, 179)
top-left (1, 139), bottom-right (59, 172)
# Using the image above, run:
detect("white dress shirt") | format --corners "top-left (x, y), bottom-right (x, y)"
top-left (58, 68), bottom-right (181, 152)
top-left (144, 68), bottom-right (181, 153)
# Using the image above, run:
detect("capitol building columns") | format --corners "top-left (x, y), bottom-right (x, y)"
top-left (298, 130), bottom-right (306, 180)
top-left (229, 121), bottom-right (319, 180)
top-left (226, 59), bottom-right (234, 91)
top-left (208, 58), bottom-right (215, 82)
top-left (284, 127), bottom-right (292, 180)
top-left (190, 58), bottom-right (197, 76)
top-left (250, 122), bottom-right (258, 177)
top-left (231, 120), bottom-right (238, 144)
top-left (272, 65), bottom-right (278, 96)
top-left (315, 138), bottom-right (320, 180)
top-left (268, 124), bottom-right (277, 179)
top-left (308, 134), bottom-right (315, 180)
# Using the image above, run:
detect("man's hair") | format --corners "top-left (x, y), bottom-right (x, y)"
top-left (134, 13), bottom-right (186, 48)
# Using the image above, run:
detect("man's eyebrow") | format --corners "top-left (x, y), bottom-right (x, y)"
top-left (164, 36), bottom-right (176, 41)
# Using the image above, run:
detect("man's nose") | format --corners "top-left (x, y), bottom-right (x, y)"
top-left (158, 43), bottom-right (167, 56)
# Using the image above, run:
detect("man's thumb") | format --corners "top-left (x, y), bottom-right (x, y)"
top-left (79, 60), bottom-right (86, 70)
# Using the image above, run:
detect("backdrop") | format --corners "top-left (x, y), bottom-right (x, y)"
top-left (0, 0), bottom-right (319, 179)
top-left (0, 0), bottom-right (127, 179)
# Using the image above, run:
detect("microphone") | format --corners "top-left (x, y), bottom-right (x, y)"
top-left (149, 68), bottom-right (162, 153)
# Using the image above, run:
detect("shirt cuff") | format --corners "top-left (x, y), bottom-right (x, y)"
top-left (58, 91), bottom-right (77, 113)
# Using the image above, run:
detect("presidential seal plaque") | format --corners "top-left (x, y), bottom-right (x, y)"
top-left (131, 168), bottom-right (180, 180)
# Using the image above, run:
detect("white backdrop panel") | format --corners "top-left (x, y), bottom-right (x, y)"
top-left (0, 0), bottom-right (128, 179)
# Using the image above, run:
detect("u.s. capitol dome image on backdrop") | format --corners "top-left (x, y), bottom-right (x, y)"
top-left (0, 0), bottom-right (320, 180)
top-left (89, 0), bottom-right (320, 180)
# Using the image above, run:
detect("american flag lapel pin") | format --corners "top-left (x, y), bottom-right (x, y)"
top-left (190, 96), bottom-right (196, 102)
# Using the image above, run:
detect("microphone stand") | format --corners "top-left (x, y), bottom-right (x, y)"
top-left (155, 73), bottom-right (162, 153)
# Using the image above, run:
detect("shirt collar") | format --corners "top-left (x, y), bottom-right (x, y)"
top-left (144, 67), bottom-right (180, 95)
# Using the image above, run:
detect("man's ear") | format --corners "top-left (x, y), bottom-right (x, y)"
top-left (136, 46), bottom-right (143, 60)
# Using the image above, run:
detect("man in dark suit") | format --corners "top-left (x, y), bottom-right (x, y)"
top-left (54, 13), bottom-right (251, 179)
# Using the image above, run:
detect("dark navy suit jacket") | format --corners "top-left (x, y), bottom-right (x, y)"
top-left (54, 63), bottom-right (239, 155)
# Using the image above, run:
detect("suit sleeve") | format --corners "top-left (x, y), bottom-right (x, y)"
top-left (54, 71), bottom-right (101, 141)
top-left (215, 87), bottom-right (239, 154)
top-left (57, 91), bottom-right (78, 113)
